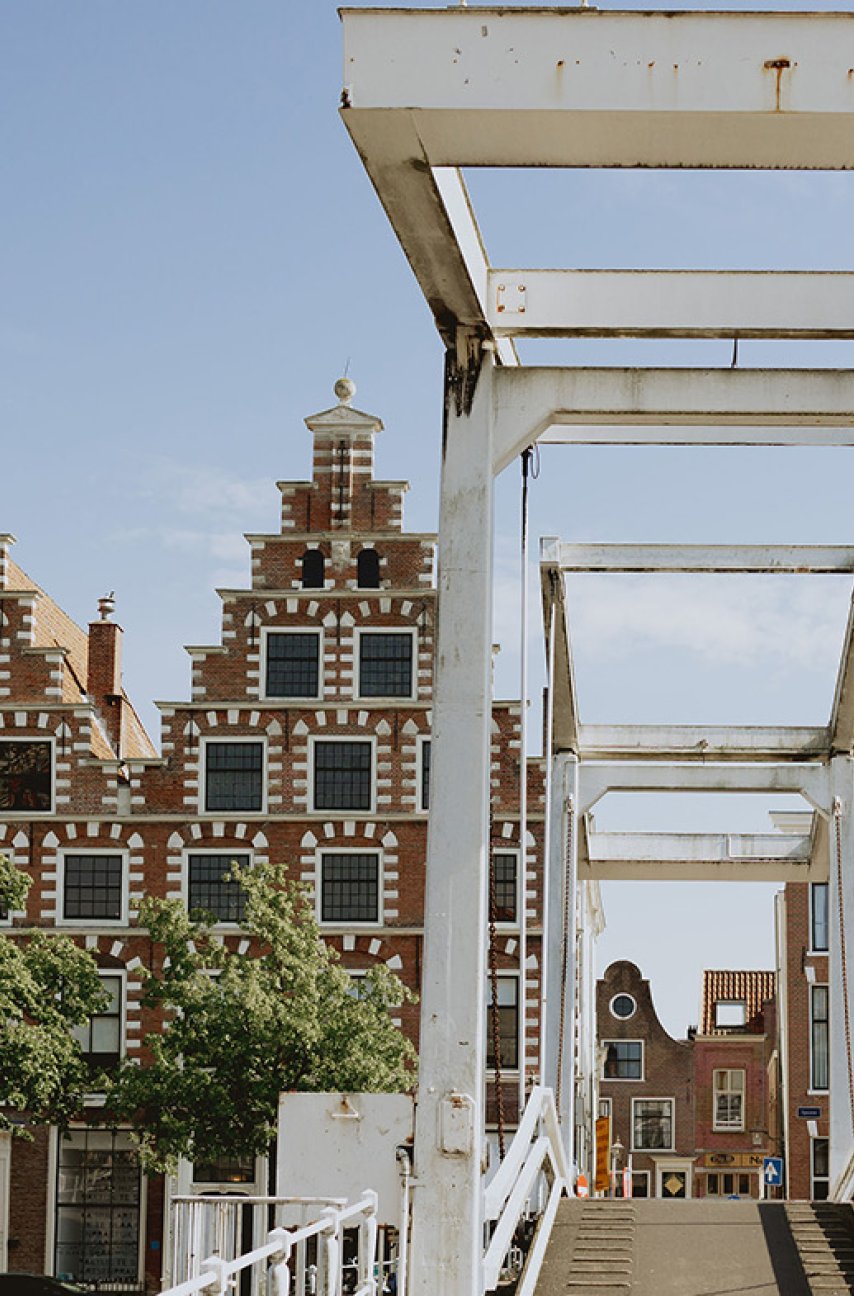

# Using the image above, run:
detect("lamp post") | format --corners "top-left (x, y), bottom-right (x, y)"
top-left (611, 1137), bottom-right (624, 1198)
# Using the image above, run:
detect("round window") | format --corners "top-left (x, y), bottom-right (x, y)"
top-left (610, 993), bottom-right (637, 1021)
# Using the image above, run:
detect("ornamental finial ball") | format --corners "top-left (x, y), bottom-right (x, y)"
top-left (334, 377), bottom-right (356, 405)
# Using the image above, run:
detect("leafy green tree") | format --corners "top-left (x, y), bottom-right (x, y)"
top-left (0, 855), bottom-right (108, 1133)
top-left (106, 861), bottom-right (416, 1173)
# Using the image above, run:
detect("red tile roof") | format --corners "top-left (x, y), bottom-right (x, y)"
top-left (701, 969), bottom-right (776, 1036)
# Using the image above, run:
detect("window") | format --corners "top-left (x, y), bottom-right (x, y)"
top-left (204, 741), bottom-right (263, 812)
top-left (192, 1155), bottom-right (255, 1185)
top-left (598, 1098), bottom-right (612, 1119)
top-left (264, 631), bottom-right (321, 698)
top-left (357, 632), bottom-right (414, 698)
top-left (319, 853), bottom-right (380, 924)
top-left (629, 1172), bottom-right (650, 1198)
top-left (811, 882), bottom-right (829, 953)
top-left (603, 1040), bottom-right (643, 1080)
top-left (419, 738), bottom-right (431, 811)
top-left (713, 1069), bottom-right (745, 1131)
top-left (632, 1098), bottom-right (674, 1151)
top-left (187, 853), bottom-right (250, 924)
top-left (706, 1172), bottom-right (751, 1198)
top-left (486, 975), bottom-right (519, 1071)
top-left (71, 974), bottom-right (123, 1076)
top-left (55, 1129), bottom-right (141, 1288)
top-left (357, 549), bottom-right (380, 588)
top-left (61, 854), bottom-right (125, 924)
top-left (715, 1000), bottom-right (746, 1028)
top-left (812, 1137), bottom-right (830, 1201)
top-left (610, 994), bottom-right (637, 1021)
top-left (313, 740), bottom-right (372, 811)
top-left (491, 852), bottom-right (518, 925)
top-left (0, 739), bottom-right (52, 812)
top-left (301, 548), bottom-right (325, 588)
top-left (811, 984), bottom-right (829, 1091)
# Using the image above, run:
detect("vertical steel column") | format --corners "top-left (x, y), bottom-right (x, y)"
top-left (543, 752), bottom-right (579, 1167)
top-left (829, 755), bottom-right (854, 1190)
top-left (409, 340), bottom-right (495, 1296)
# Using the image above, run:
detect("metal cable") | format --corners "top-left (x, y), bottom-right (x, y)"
top-left (833, 797), bottom-right (854, 1135)
top-left (554, 795), bottom-right (574, 1120)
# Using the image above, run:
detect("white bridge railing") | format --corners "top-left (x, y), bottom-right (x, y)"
top-left (483, 1086), bottom-right (570, 1295)
top-left (164, 1190), bottom-right (379, 1296)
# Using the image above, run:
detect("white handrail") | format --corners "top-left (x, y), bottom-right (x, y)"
top-left (484, 1086), bottom-right (569, 1220)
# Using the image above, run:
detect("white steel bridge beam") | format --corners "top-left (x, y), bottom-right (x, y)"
top-left (409, 340), bottom-right (495, 1296)
top-left (829, 757), bottom-right (854, 1193)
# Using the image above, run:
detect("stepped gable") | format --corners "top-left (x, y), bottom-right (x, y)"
top-left (701, 969), bottom-right (776, 1035)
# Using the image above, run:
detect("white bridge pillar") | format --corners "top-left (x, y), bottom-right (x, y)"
top-left (829, 755), bottom-right (854, 1191)
top-left (409, 339), bottom-right (495, 1296)
top-left (543, 753), bottom-right (579, 1168)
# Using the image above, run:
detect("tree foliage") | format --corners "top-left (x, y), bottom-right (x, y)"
top-left (106, 861), bottom-right (417, 1173)
top-left (0, 855), bottom-right (108, 1133)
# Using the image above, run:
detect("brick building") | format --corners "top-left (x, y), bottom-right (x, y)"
top-left (776, 880), bottom-right (830, 1199)
top-left (693, 969), bottom-right (781, 1200)
top-left (0, 382), bottom-right (607, 1290)
top-left (597, 960), bottom-right (695, 1199)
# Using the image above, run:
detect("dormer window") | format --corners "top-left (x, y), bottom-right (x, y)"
top-left (0, 739), bottom-right (53, 812)
top-left (357, 549), bottom-right (380, 589)
top-left (715, 1000), bottom-right (746, 1029)
top-left (302, 549), bottom-right (325, 589)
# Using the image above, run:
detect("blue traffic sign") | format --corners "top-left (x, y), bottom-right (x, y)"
top-left (763, 1157), bottom-right (784, 1186)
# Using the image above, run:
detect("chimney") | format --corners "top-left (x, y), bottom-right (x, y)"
top-left (88, 593), bottom-right (124, 756)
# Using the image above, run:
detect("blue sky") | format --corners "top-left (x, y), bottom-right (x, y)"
top-left (5, 0), bottom-right (854, 1035)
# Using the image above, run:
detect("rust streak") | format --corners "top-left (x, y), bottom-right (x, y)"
top-left (764, 57), bottom-right (791, 112)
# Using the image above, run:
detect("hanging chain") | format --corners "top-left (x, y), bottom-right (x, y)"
top-left (488, 802), bottom-right (507, 1159)
top-left (833, 797), bottom-right (854, 1135)
top-left (554, 795), bottom-right (575, 1119)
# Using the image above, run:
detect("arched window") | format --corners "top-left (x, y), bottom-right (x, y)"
top-left (357, 549), bottom-right (380, 589)
top-left (302, 549), bottom-right (325, 589)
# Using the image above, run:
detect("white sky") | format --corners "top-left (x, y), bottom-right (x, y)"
top-left (5, 0), bottom-right (854, 1037)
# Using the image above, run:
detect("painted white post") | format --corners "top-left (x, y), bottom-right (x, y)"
top-left (828, 755), bottom-right (854, 1190)
top-left (409, 341), bottom-right (495, 1296)
top-left (543, 753), bottom-right (579, 1167)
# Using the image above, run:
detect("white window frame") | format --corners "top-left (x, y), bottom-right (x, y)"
top-left (811, 1135), bottom-right (830, 1200)
top-left (598, 1097), bottom-right (612, 1120)
top-left (57, 849), bottom-right (129, 928)
top-left (183, 849), bottom-right (253, 928)
top-left (631, 1097), bottom-right (675, 1153)
top-left (491, 848), bottom-right (521, 930)
top-left (609, 992), bottom-right (638, 1022)
top-left (810, 982), bottom-right (830, 1093)
top-left (316, 848), bottom-right (383, 928)
top-left (417, 735), bottom-right (431, 813)
top-left (486, 970), bottom-right (520, 1076)
top-left (602, 1039), bottom-right (644, 1081)
top-left (71, 969), bottom-right (127, 1091)
top-left (715, 1000), bottom-right (746, 1028)
top-left (810, 882), bottom-right (829, 954)
top-left (260, 626), bottom-right (323, 701)
top-left (354, 627), bottom-right (418, 702)
top-left (629, 1169), bottom-right (651, 1199)
top-left (309, 735), bottom-right (376, 814)
top-left (200, 737), bottom-right (267, 815)
top-left (50, 1125), bottom-right (145, 1286)
top-left (712, 1068), bottom-right (745, 1132)
top-left (0, 735), bottom-right (55, 816)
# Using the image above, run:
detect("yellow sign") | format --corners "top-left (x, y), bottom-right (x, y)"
top-left (594, 1116), bottom-right (611, 1193)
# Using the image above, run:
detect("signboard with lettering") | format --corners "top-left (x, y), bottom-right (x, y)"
top-left (594, 1116), bottom-right (611, 1194)
top-left (703, 1152), bottom-right (765, 1169)
top-left (798, 1106), bottom-right (822, 1119)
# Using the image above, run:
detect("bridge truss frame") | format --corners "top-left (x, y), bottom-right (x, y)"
top-left (338, 8), bottom-right (854, 1294)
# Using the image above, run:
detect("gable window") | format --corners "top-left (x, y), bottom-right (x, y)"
top-left (486, 974), bottom-right (519, 1071)
top-left (264, 631), bottom-right (321, 698)
top-left (811, 882), bottom-right (829, 953)
top-left (491, 852), bottom-right (518, 925)
top-left (357, 549), bottom-right (380, 589)
top-left (713, 1069), bottom-right (745, 1130)
top-left (313, 740), bottom-right (372, 811)
top-left (632, 1098), bottom-right (674, 1151)
top-left (0, 739), bottom-right (52, 812)
top-left (811, 984), bottom-right (829, 1091)
top-left (610, 994), bottom-right (637, 1021)
top-left (187, 853), bottom-right (250, 924)
top-left (204, 741), bottom-right (263, 813)
top-left (62, 854), bottom-right (125, 924)
top-left (419, 738), bottom-right (431, 812)
top-left (55, 1129), bottom-right (141, 1289)
top-left (72, 973), bottom-right (124, 1076)
top-left (603, 1040), bottom-right (643, 1080)
top-left (319, 852), bottom-right (380, 924)
top-left (715, 1000), bottom-right (746, 1029)
top-left (301, 549), bottom-right (325, 589)
top-left (358, 631), bottom-right (414, 698)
